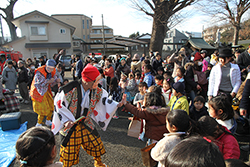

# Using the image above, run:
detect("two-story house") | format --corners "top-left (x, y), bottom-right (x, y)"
top-left (163, 29), bottom-right (188, 51)
top-left (3, 10), bottom-right (75, 60)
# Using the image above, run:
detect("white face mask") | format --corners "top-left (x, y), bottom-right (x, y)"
top-left (31, 66), bottom-right (35, 70)
top-left (191, 57), bottom-right (194, 61)
top-left (198, 61), bottom-right (203, 66)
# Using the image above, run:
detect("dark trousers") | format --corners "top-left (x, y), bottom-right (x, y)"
top-left (18, 82), bottom-right (29, 100)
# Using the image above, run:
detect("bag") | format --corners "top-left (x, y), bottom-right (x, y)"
top-left (236, 117), bottom-right (250, 135)
top-left (193, 68), bottom-right (207, 85)
top-left (127, 116), bottom-right (141, 138)
top-left (141, 143), bottom-right (157, 167)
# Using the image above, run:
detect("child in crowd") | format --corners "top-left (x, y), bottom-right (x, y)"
top-left (135, 71), bottom-right (141, 85)
top-left (162, 77), bottom-right (174, 105)
top-left (157, 67), bottom-right (164, 76)
top-left (126, 73), bottom-right (138, 103)
top-left (63, 79), bottom-right (69, 85)
top-left (163, 71), bottom-right (172, 80)
top-left (168, 82), bottom-right (189, 114)
top-left (98, 68), bottom-right (107, 90)
top-left (119, 72), bottom-right (128, 92)
top-left (121, 92), bottom-right (169, 145)
top-left (109, 77), bottom-right (123, 119)
top-left (133, 82), bottom-right (148, 106)
top-left (151, 109), bottom-right (193, 167)
top-left (143, 64), bottom-right (154, 87)
top-left (198, 116), bottom-right (240, 160)
top-left (174, 67), bottom-right (185, 83)
top-left (164, 137), bottom-right (226, 167)
top-left (189, 95), bottom-right (208, 121)
top-left (16, 126), bottom-right (62, 167)
top-left (155, 75), bottom-right (164, 87)
top-left (208, 94), bottom-right (236, 134)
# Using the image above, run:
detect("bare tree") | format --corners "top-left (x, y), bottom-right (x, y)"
top-left (199, 0), bottom-right (250, 45)
top-left (131, 0), bottom-right (196, 53)
top-left (0, 0), bottom-right (18, 41)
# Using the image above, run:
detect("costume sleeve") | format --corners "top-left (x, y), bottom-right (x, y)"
top-left (34, 71), bottom-right (50, 96)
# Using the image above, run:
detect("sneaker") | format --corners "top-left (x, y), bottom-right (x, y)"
top-left (19, 99), bottom-right (24, 103)
top-left (35, 123), bottom-right (42, 127)
top-left (94, 160), bottom-right (108, 167)
top-left (24, 100), bottom-right (29, 104)
top-left (113, 116), bottom-right (119, 119)
top-left (45, 120), bottom-right (52, 126)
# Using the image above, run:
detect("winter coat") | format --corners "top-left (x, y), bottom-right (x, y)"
top-left (184, 62), bottom-right (199, 93)
top-left (103, 64), bottom-right (114, 78)
top-left (205, 127), bottom-right (240, 160)
top-left (167, 95), bottom-right (189, 114)
top-left (131, 60), bottom-right (142, 73)
top-left (239, 79), bottom-right (250, 114)
top-left (116, 64), bottom-right (131, 79)
top-left (124, 103), bottom-right (169, 141)
top-left (152, 58), bottom-right (163, 73)
top-left (151, 132), bottom-right (184, 167)
top-left (208, 63), bottom-right (241, 97)
top-left (189, 106), bottom-right (208, 121)
top-left (2, 66), bottom-right (17, 90)
top-left (18, 66), bottom-right (29, 83)
top-left (236, 50), bottom-right (250, 70)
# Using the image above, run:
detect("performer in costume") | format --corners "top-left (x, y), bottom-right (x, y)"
top-left (52, 64), bottom-right (119, 167)
top-left (30, 59), bottom-right (60, 127)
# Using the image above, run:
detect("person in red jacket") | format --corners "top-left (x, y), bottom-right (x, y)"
top-left (103, 58), bottom-right (114, 89)
top-left (198, 116), bottom-right (240, 160)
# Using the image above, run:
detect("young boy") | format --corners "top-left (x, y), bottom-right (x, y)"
top-left (189, 96), bottom-right (208, 121)
top-left (133, 82), bottom-right (148, 106)
top-left (155, 75), bottom-right (164, 87)
top-left (168, 82), bottom-right (189, 114)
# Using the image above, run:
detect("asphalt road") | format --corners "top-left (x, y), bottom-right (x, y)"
top-left (9, 71), bottom-right (147, 167)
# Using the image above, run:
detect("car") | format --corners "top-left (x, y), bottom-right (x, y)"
top-left (59, 55), bottom-right (72, 70)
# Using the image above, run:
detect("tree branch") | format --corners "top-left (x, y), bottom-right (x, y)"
top-left (144, 0), bottom-right (155, 11)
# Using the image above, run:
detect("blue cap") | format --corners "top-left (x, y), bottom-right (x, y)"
top-left (46, 59), bottom-right (56, 67)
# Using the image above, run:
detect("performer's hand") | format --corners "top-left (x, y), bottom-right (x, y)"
top-left (64, 121), bottom-right (74, 129)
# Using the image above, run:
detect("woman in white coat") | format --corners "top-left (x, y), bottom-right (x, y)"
top-left (208, 47), bottom-right (241, 102)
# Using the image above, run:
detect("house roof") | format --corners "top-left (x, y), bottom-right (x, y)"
top-left (105, 36), bottom-right (148, 47)
top-left (12, 10), bottom-right (76, 35)
top-left (185, 37), bottom-right (216, 50)
top-left (136, 33), bottom-right (151, 40)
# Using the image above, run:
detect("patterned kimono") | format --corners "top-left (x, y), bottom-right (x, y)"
top-left (52, 80), bottom-right (117, 167)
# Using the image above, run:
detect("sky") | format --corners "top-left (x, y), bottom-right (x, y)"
top-left (0, 0), bottom-right (209, 38)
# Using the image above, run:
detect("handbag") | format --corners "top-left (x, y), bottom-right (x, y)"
top-left (127, 116), bottom-right (141, 138)
top-left (192, 68), bottom-right (207, 85)
top-left (236, 117), bottom-right (250, 135)
top-left (141, 143), bottom-right (157, 167)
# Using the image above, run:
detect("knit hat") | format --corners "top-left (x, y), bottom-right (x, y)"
top-left (193, 52), bottom-right (203, 62)
top-left (46, 59), bottom-right (57, 67)
top-left (172, 82), bottom-right (185, 95)
top-left (132, 54), bottom-right (140, 61)
top-left (81, 64), bottom-right (100, 82)
top-left (120, 57), bottom-right (126, 62)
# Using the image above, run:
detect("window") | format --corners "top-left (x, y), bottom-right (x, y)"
top-left (82, 20), bottom-right (84, 29)
top-left (83, 35), bottom-right (85, 39)
top-left (87, 20), bottom-right (89, 29)
top-left (31, 26), bottom-right (46, 35)
top-left (105, 30), bottom-right (110, 33)
top-left (87, 35), bottom-right (90, 39)
top-left (60, 28), bottom-right (66, 34)
top-left (73, 41), bottom-right (80, 47)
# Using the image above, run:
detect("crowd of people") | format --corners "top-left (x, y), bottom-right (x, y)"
top-left (7, 45), bottom-right (250, 167)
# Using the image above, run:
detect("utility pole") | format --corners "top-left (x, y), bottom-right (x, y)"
top-left (102, 14), bottom-right (105, 55)
top-left (0, 16), bottom-right (4, 44)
